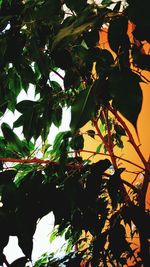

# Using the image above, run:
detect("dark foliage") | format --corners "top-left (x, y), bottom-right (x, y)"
top-left (0, 0), bottom-right (149, 266)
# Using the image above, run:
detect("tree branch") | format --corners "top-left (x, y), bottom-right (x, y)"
top-left (0, 157), bottom-right (82, 169)
top-left (108, 105), bottom-right (147, 168)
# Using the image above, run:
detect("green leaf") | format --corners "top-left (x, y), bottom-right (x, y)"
top-left (16, 100), bottom-right (37, 114)
top-left (49, 227), bottom-right (58, 243)
top-left (96, 143), bottom-right (103, 153)
top-left (50, 131), bottom-right (71, 159)
top-left (13, 115), bottom-right (24, 128)
top-left (51, 81), bottom-right (62, 93)
top-left (7, 68), bottom-right (22, 112)
top-left (1, 123), bottom-right (26, 155)
top-left (0, 0), bottom-right (3, 8)
top-left (52, 106), bottom-right (62, 128)
top-left (70, 87), bottom-right (96, 132)
top-left (8, 68), bottom-right (21, 97)
top-left (108, 68), bottom-right (143, 128)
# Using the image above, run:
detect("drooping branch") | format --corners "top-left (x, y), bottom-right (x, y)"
top-left (68, 149), bottom-right (145, 170)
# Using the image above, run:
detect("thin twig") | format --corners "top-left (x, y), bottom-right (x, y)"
top-left (68, 149), bottom-right (145, 170)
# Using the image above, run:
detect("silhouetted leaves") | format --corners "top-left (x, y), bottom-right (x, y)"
top-left (51, 48), bottom-right (73, 70)
top-left (0, 1), bottom-right (149, 266)
top-left (108, 68), bottom-right (143, 128)
top-left (109, 223), bottom-right (131, 260)
top-left (86, 159), bottom-right (111, 200)
top-left (87, 129), bottom-right (95, 139)
top-left (107, 168), bottom-right (125, 209)
top-left (108, 16), bottom-right (129, 53)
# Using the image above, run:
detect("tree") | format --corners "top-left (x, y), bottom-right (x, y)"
top-left (0, 0), bottom-right (149, 266)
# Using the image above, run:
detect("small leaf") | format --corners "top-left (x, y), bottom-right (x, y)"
top-left (49, 227), bottom-right (58, 243)
top-left (52, 106), bottom-right (62, 128)
top-left (114, 124), bottom-right (126, 136)
top-left (96, 143), bottom-right (103, 153)
top-left (87, 129), bottom-right (95, 139)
